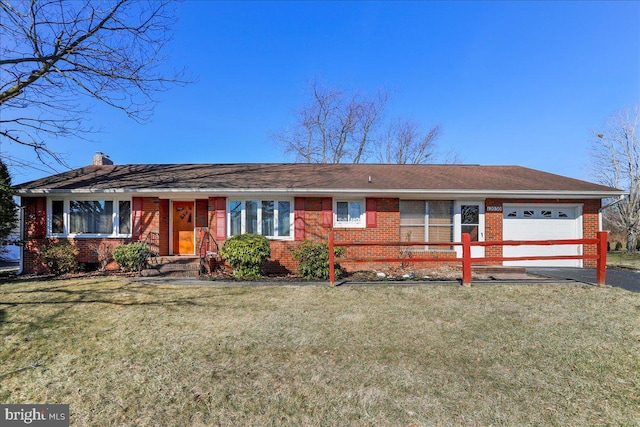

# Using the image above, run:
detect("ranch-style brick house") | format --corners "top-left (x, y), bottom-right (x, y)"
top-left (13, 153), bottom-right (624, 275)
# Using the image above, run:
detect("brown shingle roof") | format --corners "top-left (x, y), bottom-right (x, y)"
top-left (13, 163), bottom-right (623, 196)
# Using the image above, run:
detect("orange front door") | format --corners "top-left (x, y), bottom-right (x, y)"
top-left (172, 201), bottom-right (194, 255)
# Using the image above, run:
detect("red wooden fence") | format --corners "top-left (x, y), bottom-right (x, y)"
top-left (328, 231), bottom-right (608, 287)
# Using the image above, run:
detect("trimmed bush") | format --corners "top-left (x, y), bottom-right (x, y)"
top-left (113, 242), bottom-right (150, 273)
top-left (219, 234), bottom-right (270, 279)
top-left (41, 241), bottom-right (78, 275)
top-left (293, 240), bottom-right (345, 280)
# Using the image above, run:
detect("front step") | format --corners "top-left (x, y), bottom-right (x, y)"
top-left (142, 256), bottom-right (202, 277)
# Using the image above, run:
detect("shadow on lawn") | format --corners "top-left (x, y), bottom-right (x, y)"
top-left (0, 280), bottom-right (265, 382)
top-left (0, 280), bottom-right (259, 354)
top-left (0, 279), bottom-right (257, 309)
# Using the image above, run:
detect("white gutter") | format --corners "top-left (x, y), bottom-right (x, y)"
top-left (17, 205), bottom-right (24, 276)
top-left (15, 188), bottom-right (627, 199)
top-left (599, 194), bottom-right (628, 212)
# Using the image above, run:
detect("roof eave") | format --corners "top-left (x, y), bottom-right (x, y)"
top-left (14, 187), bottom-right (626, 199)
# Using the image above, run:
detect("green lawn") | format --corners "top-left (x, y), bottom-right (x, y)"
top-left (1, 278), bottom-right (639, 426)
top-left (608, 251), bottom-right (640, 270)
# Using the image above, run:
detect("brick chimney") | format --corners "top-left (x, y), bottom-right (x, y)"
top-left (93, 152), bottom-right (113, 166)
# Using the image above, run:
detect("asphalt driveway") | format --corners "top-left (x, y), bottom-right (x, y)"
top-left (527, 267), bottom-right (640, 293)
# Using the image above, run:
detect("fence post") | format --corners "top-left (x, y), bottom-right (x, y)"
top-left (462, 233), bottom-right (472, 286)
top-left (596, 231), bottom-right (607, 287)
top-left (329, 231), bottom-right (335, 286)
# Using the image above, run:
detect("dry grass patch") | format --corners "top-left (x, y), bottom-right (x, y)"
top-left (608, 252), bottom-right (640, 270)
top-left (1, 278), bottom-right (639, 426)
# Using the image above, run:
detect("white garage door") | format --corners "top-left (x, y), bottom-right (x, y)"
top-left (503, 205), bottom-right (582, 267)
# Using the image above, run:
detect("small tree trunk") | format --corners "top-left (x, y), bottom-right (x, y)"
top-left (626, 230), bottom-right (638, 253)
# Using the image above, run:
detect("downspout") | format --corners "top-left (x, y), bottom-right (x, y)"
top-left (17, 205), bottom-right (24, 275)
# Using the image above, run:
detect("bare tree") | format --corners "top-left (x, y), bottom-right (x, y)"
top-left (0, 0), bottom-right (187, 169)
top-left (274, 80), bottom-right (450, 165)
top-left (378, 118), bottom-right (441, 164)
top-left (591, 105), bottom-right (640, 253)
top-left (273, 80), bottom-right (389, 164)
top-left (351, 91), bottom-right (388, 163)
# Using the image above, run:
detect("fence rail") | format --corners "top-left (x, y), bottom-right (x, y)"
top-left (328, 231), bottom-right (608, 287)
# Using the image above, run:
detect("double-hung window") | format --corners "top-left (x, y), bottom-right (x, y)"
top-left (334, 200), bottom-right (365, 228)
top-left (228, 199), bottom-right (292, 239)
top-left (49, 198), bottom-right (131, 237)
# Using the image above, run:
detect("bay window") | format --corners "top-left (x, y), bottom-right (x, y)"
top-left (228, 199), bottom-right (292, 238)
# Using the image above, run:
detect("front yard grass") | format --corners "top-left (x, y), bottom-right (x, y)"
top-left (608, 251), bottom-right (640, 270)
top-left (1, 278), bottom-right (639, 426)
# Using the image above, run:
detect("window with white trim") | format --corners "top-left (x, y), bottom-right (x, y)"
top-left (228, 199), bottom-right (292, 238)
top-left (400, 200), bottom-right (454, 250)
top-left (48, 198), bottom-right (131, 237)
top-left (334, 200), bottom-right (365, 227)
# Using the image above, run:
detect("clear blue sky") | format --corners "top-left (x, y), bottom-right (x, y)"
top-left (10, 0), bottom-right (640, 184)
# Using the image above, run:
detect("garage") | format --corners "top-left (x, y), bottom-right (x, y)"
top-left (502, 204), bottom-right (582, 267)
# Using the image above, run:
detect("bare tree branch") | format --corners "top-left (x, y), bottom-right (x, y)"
top-left (0, 0), bottom-right (189, 170)
top-left (352, 90), bottom-right (388, 164)
top-left (378, 119), bottom-right (441, 164)
top-left (273, 80), bottom-right (455, 165)
top-left (591, 104), bottom-right (640, 252)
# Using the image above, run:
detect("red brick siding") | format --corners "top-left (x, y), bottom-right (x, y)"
top-left (20, 195), bottom-right (603, 274)
top-left (267, 198), bottom-right (457, 273)
top-left (133, 197), bottom-right (169, 255)
top-left (22, 197), bottom-right (47, 274)
top-left (582, 199), bottom-right (601, 267)
top-left (23, 236), bottom-right (131, 274)
top-left (132, 197), bottom-right (144, 240)
top-left (484, 199), bottom-right (503, 261)
top-left (132, 197), bottom-right (161, 243)
top-left (73, 238), bottom-right (130, 268)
